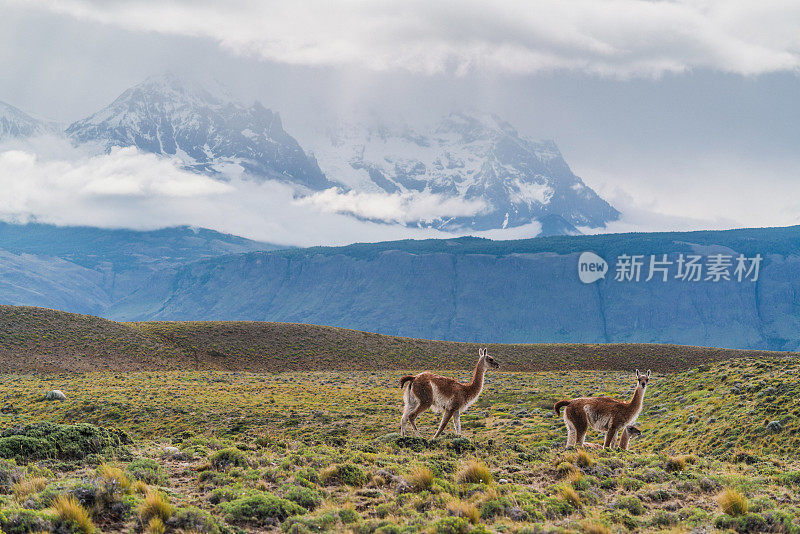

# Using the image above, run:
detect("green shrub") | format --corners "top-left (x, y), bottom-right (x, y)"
top-left (614, 496), bottom-right (645, 515)
top-left (126, 458), bottom-right (166, 485)
top-left (338, 508), bottom-right (361, 524)
top-left (219, 492), bottom-right (306, 525)
top-left (209, 448), bottom-right (249, 470)
top-left (0, 423), bottom-right (131, 464)
top-left (281, 511), bottom-right (338, 533)
top-left (714, 513), bottom-right (769, 533)
top-left (208, 486), bottom-right (239, 505)
top-left (167, 506), bottom-right (221, 534)
top-left (434, 516), bottom-right (471, 534)
top-left (320, 464), bottom-right (368, 487)
top-left (0, 509), bottom-right (54, 534)
top-left (282, 485), bottom-right (322, 511)
top-left (0, 458), bottom-right (23, 492)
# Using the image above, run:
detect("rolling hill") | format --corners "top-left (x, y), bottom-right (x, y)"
top-left (0, 305), bottom-right (792, 373)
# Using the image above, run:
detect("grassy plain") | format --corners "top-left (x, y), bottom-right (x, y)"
top-left (1, 356), bottom-right (798, 533)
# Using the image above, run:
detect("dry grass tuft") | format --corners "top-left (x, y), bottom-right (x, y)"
top-left (557, 484), bottom-right (581, 507)
top-left (447, 499), bottom-right (481, 524)
top-left (582, 520), bottom-right (611, 534)
top-left (576, 450), bottom-right (595, 468)
top-left (717, 488), bottom-right (748, 516)
top-left (456, 460), bottom-right (493, 485)
top-left (12, 477), bottom-right (47, 500)
top-left (665, 455), bottom-right (688, 472)
top-left (53, 495), bottom-right (95, 534)
top-left (405, 465), bottom-right (434, 492)
top-left (146, 517), bottom-right (166, 534)
top-left (556, 461), bottom-right (580, 479)
top-left (139, 489), bottom-right (174, 523)
top-left (97, 463), bottom-right (132, 492)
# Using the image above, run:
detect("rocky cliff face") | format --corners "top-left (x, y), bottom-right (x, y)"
top-left (114, 227), bottom-right (800, 350)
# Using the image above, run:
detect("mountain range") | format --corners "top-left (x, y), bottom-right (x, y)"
top-left (0, 73), bottom-right (618, 233)
top-left (1, 221), bottom-right (799, 351)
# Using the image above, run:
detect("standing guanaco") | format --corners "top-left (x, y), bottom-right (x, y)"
top-left (399, 348), bottom-right (499, 439)
top-left (554, 370), bottom-right (651, 449)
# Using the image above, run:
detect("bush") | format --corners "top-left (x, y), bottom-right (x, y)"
top-left (167, 506), bottom-right (221, 534)
top-left (717, 488), bottom-right (748, 517)
top-left (209, 448), bottom-right (249, 470)
top-left (282, 485), bottom-right (323, 510)
top-left (0, 423), bottom-right (131, 464)
top-left (0, 458), bottom-right (23, 492)
top-left (53, 494), bottom-right (96, 534)
top-left (127, 458), bottom-right (166, 485)
top-left (405, 465), bottom-right (434, 492)
top-left (208, 486), bottom-right (239, 505)
top-left (0, 509), bottom-right (54, 534)
top-left (434, 516), bottom-right (471, 534)
top-left (320, 464), bottom-right (368, 487)
top-left (614, 496), bottom-right (645, 515)
top-left (456, 460), bottom-right (492, 485)
top-left (281, 511), bottom-right (338, 533)
top-left (219, 493), bottom-right (306, 525)
top-left (338, 507), bottom-right (361, 524)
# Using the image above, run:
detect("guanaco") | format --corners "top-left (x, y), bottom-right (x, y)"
top-left (619, 425), bottom-right (642, 450)
top-left (554, 369), bottom-right (651, 449)
top-left (399, 348), bottom-right (499, 439)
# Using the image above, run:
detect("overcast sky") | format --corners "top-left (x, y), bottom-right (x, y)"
top-left (1, 1), bottom-right (800, 245)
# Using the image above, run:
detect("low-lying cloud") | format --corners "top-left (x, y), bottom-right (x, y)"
top-left (0, 138), bottom-right (531, 246)
top-left (13, 0), bottom-right (800, 77)
top-left (297, 188), bottom-right (486, 225)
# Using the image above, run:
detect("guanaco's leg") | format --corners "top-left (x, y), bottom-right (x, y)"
top-left (407, 403), bottom-right (429, 437)
top-left (433, 409), bottom-right (456, 439)
top-left (452, 412), bottom-right (461, 435)
top-left (570, 407), bottom-right (589, 448)
top-left (603, 427), bottom-right (620, 449)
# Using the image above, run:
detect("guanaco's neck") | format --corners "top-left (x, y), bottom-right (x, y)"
top-left (628, 384), bottom-right (645, 411)
top-left (466, 359), bottom-right (486, 397)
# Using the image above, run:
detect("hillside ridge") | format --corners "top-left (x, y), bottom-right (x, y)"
top-left (0, 305), bottom-right (793, 373)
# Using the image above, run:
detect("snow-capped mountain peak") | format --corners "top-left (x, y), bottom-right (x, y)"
top-left (0, 101), bottom-right (59, 141)
top-left (66, 73), bottom-right (332, 190)
top-left (309, 111), bottom-right (619, 231)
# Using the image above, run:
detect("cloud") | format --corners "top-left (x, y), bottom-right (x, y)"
top-left (11, 0), bottom-right (800, 77)
top-left (297, 188), bottom-right (486, 224)
top-left (0, 138), bottom-right (539, 246)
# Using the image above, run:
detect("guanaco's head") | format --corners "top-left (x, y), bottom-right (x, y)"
top-left (625, 425), bottom-right (642, 439)
top-left (635, 369), bottom-right (652, 389)
top-left (479, 348), bottom-right (500, 369)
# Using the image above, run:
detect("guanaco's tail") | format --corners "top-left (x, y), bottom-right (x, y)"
top-left (554, 400), bottom-right (570, 415)
top-left (399, 375), bottom-right (415, 389)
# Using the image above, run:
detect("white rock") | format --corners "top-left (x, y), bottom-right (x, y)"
top-left (45, 390), bottom-right (67, 401)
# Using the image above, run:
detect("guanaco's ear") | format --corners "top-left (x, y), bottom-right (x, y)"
top-left (635, 369), bottom-right (641, 377)
top-left (479, 348), bottom-right (485, 357)
top-left (646, 370), bottom-right (652, 378)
